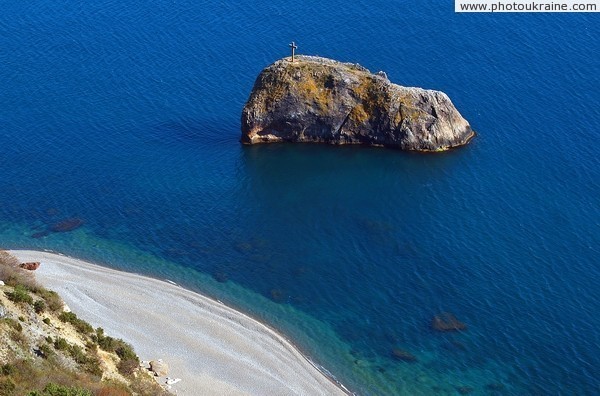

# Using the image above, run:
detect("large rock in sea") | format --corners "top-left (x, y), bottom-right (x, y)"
top-left (241, 55), bottom-right (474, 152)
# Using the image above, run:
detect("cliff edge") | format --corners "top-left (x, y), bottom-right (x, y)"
top-left (241, 56), bottom-right (474, 151)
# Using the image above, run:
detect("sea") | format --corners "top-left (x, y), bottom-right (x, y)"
top-left (0, 1), bottom-right (598, 394)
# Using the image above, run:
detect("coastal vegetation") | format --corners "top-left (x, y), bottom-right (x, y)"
top-left (0, 250), bottom-right (169, 396)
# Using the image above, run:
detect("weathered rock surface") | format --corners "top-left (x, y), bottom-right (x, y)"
top-left (19, 262), bottom-right (40, 271)
top-left (241, 56), bottom-right (474, 151)
top-left (150, 360), bottom-right (169, 377)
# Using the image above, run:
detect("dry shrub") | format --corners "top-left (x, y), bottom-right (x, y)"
top-left (0, 251), bottom-right (38, 289)
top-left (96, 386), bottom-right (130, 396)
top-left (129, 376), bottom-right (171, 396)
top-left (0, 251), bottom-right (19, 267)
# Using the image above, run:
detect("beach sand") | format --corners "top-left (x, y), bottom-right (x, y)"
top-left (10, 250), bottom-right (348, 396)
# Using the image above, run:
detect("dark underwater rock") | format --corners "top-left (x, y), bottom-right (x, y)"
top-left (485, 382), bottom-right (506, 391)
top-left (241, 55), bottom-right (474, 152)
top-left (31, 231), bottom-right (50, 239)
top-left (456, 385), bottom-right (474, 394)
top-left (270, 288), bottom-right (285, 303)
top-left (213, 272), bottom-right (228, 283)
top-left (50, 218), bottom-right (84, 233)
top-left (391, 348), bottom-right (418, 362)
top-left (431, 312), bottom-right (467, 332)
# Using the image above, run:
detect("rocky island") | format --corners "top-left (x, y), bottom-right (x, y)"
top-left (241, 55), bottom-right (474, 151)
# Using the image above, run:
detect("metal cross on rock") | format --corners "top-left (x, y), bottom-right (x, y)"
top-left (289, 42), bottom-right (297, 62)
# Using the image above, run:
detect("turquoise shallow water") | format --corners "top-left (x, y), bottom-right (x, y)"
top-left (1, 1), bottom-right (599, 394)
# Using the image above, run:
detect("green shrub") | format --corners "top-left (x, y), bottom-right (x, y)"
top-left (65, 345), bottom-right (103, 377)
top-left (58, 312), bottom-right (93, 335)
top-left (0, 378), bottom-right (15, 396)
top-left (114, 341), bottom-right (139, 377)
top-left (68, 345), bottom-right (87, 365)
top-left (114, 342), bottom-right (136, 362)
top-left (5, 285), bottom-right (33, 305)
top-left (26, 382), bottom-right (92, 396)
top-left (53, 338), bottom-right (69, 351)
top-left (95, 329), bottom-right (117, 353)
top-left (38, 344), bottom-right (54, 359)
top-left (43, 318), bottom-right (51, 325)
top-left (82, 356), bottom-right (103, 378)
top-left (34, 300), bottom-right (45, 314)
top-left (1, 318), bottom-right (22, 332)
top-left (18, 316), bottom-right (25, 322)
top-left (0, 364), bottom-right (15, 376)
top-left (35, 290), bottom-right (63, 312)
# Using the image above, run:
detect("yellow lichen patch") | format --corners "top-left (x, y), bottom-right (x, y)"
top-left (294, 74), bottom-right (332, 111)
top-left (351, 77), bottom-right (389, 120)
top-left (349, 104), bottom-right (370, 125)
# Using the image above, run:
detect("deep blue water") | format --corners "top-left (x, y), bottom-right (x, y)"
top-left (1, 1), bottom-right (599, 394)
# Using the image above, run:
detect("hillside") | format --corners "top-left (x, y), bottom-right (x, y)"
top-left (0, 250), bottom-right (169, 396)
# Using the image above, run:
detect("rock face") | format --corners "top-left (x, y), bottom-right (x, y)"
top-left (19, 262), bottom-right (40, 271)
top-left (241, 56), bottom-right (474, 152)
top-left (150, 360), bottom-right (169, 377)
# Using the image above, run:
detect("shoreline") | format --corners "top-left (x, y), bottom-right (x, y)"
top-left (9, 249), bottom-right (351, 396)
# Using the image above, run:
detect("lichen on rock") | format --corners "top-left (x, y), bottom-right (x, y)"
top-left (241, 55), bottom-right (474, 152)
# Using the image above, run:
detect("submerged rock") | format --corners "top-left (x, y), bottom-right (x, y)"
top-left (456, 385), bottom-right (474, 395)
top-left (391, 348), bottom-right (418, 362)
top-left (31, 231), bottom-right (49, 239)
top-left (485, 383), bottom-right (506, 391)
top-left (241, 55), bottom-right (474, 152)
top-left (50, 218), bottom-right (84, 233)
top-left (431, 312), bottom-right (467, 332)
top-left (270, 288), bottom-right (286, 303)
top-left (213, 272), bottom-right (228, 283)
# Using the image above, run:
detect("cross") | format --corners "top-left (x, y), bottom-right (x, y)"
top-left (289, 41), bottom-right (297, 62)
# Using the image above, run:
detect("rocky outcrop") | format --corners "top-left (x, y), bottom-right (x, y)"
top-left (150, 360), bottom-right (169, 377)
top-left (241, 56), bottom-right (474, 152)
top-left (19, 262), bottom-right (40, 271)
